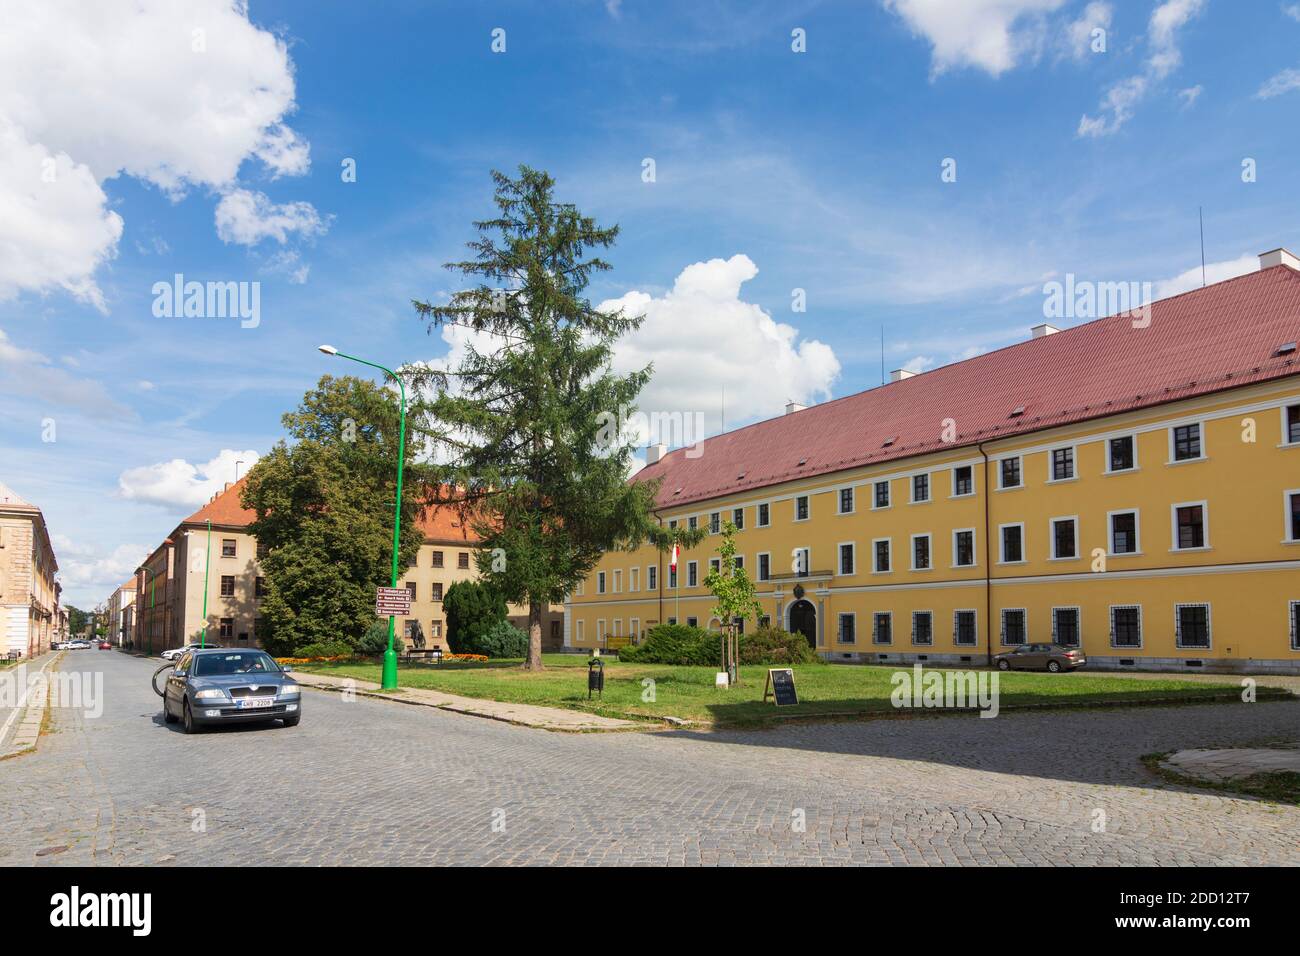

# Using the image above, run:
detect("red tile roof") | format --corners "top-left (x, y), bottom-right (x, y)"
top-left (636, 263), bottom-right (1300, 509)
top-left (179, 477), bottom-right (479, 542)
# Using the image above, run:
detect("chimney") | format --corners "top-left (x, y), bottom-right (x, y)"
top-left (889, 369), bottom-right (916, 383)
top-left (645, 443), bottom-right (667, 465)
top-left (784, 401), bottom-right (807, 415)
top-left (1259, 247), bottom-right (1300, 271)
top-left (1031, 323), bottom-right (1060, 339)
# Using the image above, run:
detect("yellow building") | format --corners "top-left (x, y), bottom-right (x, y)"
top-left (568, 248), bottom-right (1300, 674)
top-left (0, 481), bottom-right (60, 658)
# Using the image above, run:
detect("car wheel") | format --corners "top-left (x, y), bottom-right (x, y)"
top-left (182, 700), bottom-right (199, 734)
top-left (996, 659), bottom-right (1010, 671)
top-left (282, 715), bottom-right (301, 727)
top-left (1046, 660), bottom-right (1062, 673)
top-left (163, 698), bottom-right (177, 724)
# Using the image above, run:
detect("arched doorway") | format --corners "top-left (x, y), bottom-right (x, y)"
top-left (788, 599), bottom-right (817, 649)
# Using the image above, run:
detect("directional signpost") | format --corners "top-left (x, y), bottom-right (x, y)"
top-left (375, 586), bottom-right (411, 618)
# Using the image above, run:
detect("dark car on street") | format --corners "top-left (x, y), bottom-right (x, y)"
top-left (992, 643), bottom-right (1086, 672)
top-left (162, 648), bottom-right (301, 733)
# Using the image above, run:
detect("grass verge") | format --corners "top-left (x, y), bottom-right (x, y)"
top-left (1142, 752), bottom-right (1300, 806)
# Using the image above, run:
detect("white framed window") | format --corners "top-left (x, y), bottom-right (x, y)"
top-left (837, 612), bottom-right (856, 644)
top-left (708, 557), bottom-right (721, 575)
top-left (953, 609), bottom-right (978, 646)
top-left (837, 541), bottom-right (856, 576)
top-left (647, 565), bottom-right (657, 591)
top-left (872, 611), bottom-right (893, 645)
top-left (998, 455), bottom-right (1023, 490)
top-left (756, 552), bottom-right (771, 582)
top-left (837, 486), bottom-right (855, 515)
top-left (951, 464), bottom-right (975, 497)
top-left (629, 567), bottom-right (639, 592)
top-left (952, 528), bottom-right (976, 568)
top-left (630, 617), bottom-right (640, 642)
top-left (613, 569), bottom-right (622, 593)
top-left (911, 472), bottom-right (931, 503)
top-left (911, 610), bottom-right (933, 645)
top-left (756, 502), bottom-right (771, 527)
top-left (872, 480), bottom-right (891, 509)
top-left (1108, 509), bottom-right (1141, 555)
top-left (733, 554), bottom-right (744, 571)
top-left (732, 507), bottom-right (745, 530)
top-left (1283, 403), bottom-right (1300, 447)
top-left (612, 618), bottom-right (622, 638)
top-left (709, 512), bottom-right (720, 534)
top-left (1049, 516), bottom-right (1079, 560)
top-left (1051, 606), bottom-right (1081, 646)
top-left (1000, 608), bottom-right (1027, 645)
top-left (872, 537), bottom-right (891, 574)
top-left (1048, 445), bottom-right (1076, 482)
top-left (910, 533), bottom-right (932, 571)
top-left (575, 620), bottom-right (585, 643)
top-left (794, 495), bottom-right (810, 521)
top-left (1284, 489), bottom-right (1300, 543)
top-left (1106, 434), bottom-right (1138, 473)
top-left (998, 523), bottom-right (1025, 564)
top-left (597, 571), bottom-right (606, 594)
top-left (1169, 422), bottom-right (1205, 463)
top-left (1175, 602), bottom-right (1212, 650)
top-left (1109, 604), bottom-right (1142, 648)
top-left (1171, 500), bottom-right (1209, 551)
top-left (596, 619), bottom-right (607, 644)
top-left (687, 560), bottom-right (699, 587)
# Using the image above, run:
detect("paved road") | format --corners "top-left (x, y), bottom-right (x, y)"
top-left (1, 652), bottom-right (1296, 865)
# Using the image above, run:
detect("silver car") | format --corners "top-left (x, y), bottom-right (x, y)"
top-left (993, 643), bottom-right (1087, 672)
top-left (162, 648), bottom-right (301, 733)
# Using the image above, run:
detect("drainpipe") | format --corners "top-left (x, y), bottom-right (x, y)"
top-left (978, 442), bottom-right (993, 668)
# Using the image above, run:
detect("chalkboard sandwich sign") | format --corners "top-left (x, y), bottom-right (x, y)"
top-left (763, 668), bottom-right (798, 706)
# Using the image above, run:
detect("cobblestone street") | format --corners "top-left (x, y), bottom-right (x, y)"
top-left (2, 652), bottom-right (1296, 866)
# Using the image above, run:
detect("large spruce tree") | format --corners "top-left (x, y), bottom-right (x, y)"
top-left (411, 166), bottom-right (664, 670)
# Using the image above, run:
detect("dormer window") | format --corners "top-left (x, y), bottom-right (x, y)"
top-left (1277, 342), bottom-right (1297, 356)
top-left (1009, 406), bottom-right (1026, 418)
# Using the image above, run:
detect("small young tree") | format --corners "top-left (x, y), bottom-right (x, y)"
top-left (703, 521), bottom-right (763, 685)
top-left (442, 580), bottom-right (508, 654)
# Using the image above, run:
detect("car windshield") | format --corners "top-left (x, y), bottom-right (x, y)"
top-left (192, 652), bottom-right (280, 677)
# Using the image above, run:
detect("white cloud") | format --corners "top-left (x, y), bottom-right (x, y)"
top-left (883, 0), bottom-right (1065, 77)
top-left (118, 449), bottom-right (260, 510)
top-left (1286, 3), bottom-right (1300, 22)
top-left (1066, 2), bottom-right (1112, 60)
top-left (598, 255), bottom-right (841, 440)
top-left (214, 188), bottom-right (328, 246)
top-left (0, 0), bottom-right (313, 306)
top-left (1257, 68), bottom-right (1300, 99)
top-left (1178, 84), bottom-right (1203, 107)
top-left (1078, 0), bottom-right (1205, 137)
top-left (899, 355), bottom-right (936, 373)
top-left (53, 537), bottom-right (149, 606)
top-left (1152, 253), bottom-right (1258, 299)
top-left (0, 327), bottom-right (132, 419)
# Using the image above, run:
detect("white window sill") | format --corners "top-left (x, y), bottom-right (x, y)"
top-left (949, 492), bottom-right (976, 500)
top-left (1048, 555), bottom-right (1080, 562)
top-left (1046, 476), bottom-right (1078, 485)
top-left (1103, 467), bottom-right (1140, 476)
top-left (1166, 456), bottom-right (1208, 467)
top-left (1107, 550), bottom-right (1143, 557)
top-left (1169, 546), bottom-right (1212, 553)
top-left (997, 559), bottom-right (1027, 566)
top-left (997, 485), bottom-right (1025, 493)
top-left (909, 499), bottom-right (932, 506)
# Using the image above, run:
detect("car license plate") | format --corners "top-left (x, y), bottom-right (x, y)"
top-left (238, 697), bottom-right (275, 709)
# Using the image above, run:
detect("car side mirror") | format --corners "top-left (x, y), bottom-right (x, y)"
top-left (281, 666), bottom-right (292, 674)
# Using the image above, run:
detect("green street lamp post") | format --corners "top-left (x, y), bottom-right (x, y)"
top-left (200, 519), bottom-right (211, 647)
top-left (319, 344), bottom-right (406, 691)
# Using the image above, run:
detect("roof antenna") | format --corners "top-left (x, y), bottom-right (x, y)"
top-left (880, 326), bottom-right (885, 386)
top-left (1199, 206), bottom-right (1206, 288)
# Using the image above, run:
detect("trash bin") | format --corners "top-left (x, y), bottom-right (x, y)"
top-left (587, 657), bottom-right (605, 699)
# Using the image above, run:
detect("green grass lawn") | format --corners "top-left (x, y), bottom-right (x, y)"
top-left (297, 654), bottom-right (1282, 727)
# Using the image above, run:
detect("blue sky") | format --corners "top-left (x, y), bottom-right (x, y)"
top-left (3, 0), bottom-right (1299, 606)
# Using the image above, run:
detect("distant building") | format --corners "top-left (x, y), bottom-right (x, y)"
top-left (0, 481), bottom-right (60, 658)
top-left (106, 579), bottom-right (137, 647)
top-left (133, 479), bottom-right (560, 654)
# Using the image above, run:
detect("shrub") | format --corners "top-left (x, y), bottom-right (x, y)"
top-left (618, 623), bottom-right (716, 665)
top-left (292, 639), bottom-right (354, 659)
top-left (738, 625), bottom-right (820, 665)
top-left (472, 620), bottom-right (529, 658)
top-left (356, 622), bottom-right (405, 657)
top-left (443, 580), bottom-right (508, 653)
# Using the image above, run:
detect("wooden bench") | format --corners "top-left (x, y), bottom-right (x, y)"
top-left (401, 647), bottom-right (445, 664)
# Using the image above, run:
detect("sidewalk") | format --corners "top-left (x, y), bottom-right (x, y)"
top-left (0, 651), bottom-right (60, 757)
top-left (290, 668), bottom-right (642, 732)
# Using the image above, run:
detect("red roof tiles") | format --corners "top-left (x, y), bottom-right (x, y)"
top-left (635, 263), bottom-right (1300, 508)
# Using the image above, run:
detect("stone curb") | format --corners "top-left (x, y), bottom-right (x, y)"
top-left (1, 651), bottom-right (62, 759)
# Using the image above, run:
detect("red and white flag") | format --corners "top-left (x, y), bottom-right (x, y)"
top-left (670, 543), bottom-right (679, 571)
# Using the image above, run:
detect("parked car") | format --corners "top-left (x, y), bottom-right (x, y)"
top-left (161, 648), bottom-right (301, 733)
top-left (993, 643), bottom-right (1086, 672)
top-left (51, 641), bottom-right (67, 650)
top-left (161, 642), bottom-right (218, 661)
top-left (65, 640), bottom-right (92, 650)
top-left (98, 641), bottom-right (112, 650)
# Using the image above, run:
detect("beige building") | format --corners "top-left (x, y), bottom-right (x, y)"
top-left (105, 579), bottom-right (137, 647)
top-left (133, 479), bottom-right (561, 654)
top-left (0, 481), bottom-right (60, 658)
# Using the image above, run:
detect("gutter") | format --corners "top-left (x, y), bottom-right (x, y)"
top-left (978, 441), bottom-right (992, 667)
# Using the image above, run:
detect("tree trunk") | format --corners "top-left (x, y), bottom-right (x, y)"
top-left (524, 598), bottom-right (544, 671)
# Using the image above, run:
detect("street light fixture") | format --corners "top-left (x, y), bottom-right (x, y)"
top-left (318, 344), bottom-right (407, 691)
